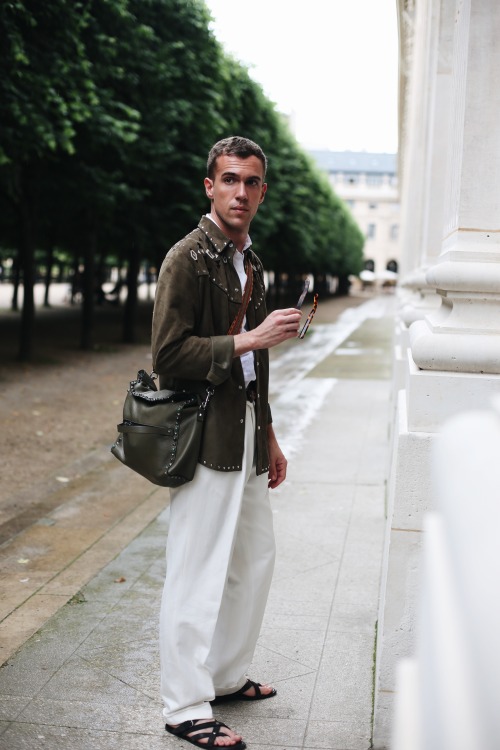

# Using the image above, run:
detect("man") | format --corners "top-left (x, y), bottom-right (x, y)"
top-left (152, 136), bottom-right (302, 749)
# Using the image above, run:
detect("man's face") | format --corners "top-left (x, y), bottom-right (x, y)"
top-left (204, 154), bottom-right (267, 240)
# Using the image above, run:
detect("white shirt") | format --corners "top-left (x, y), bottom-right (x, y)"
top-left (232, 247), bottom-right (257, 387)
top-left (206, 215), bottom-right (256, 387)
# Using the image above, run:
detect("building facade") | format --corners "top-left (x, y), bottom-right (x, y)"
top-left (374, 1), bottom-right (500, 748)
top-left (309, 150), bottom-right (400, 279)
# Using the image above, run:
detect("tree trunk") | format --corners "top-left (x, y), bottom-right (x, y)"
top-left (44, 245), bottom-right (54, 307)
top-left (18, 215), bottom-right (36, 360)
top-left (95, 250), bottom-right (106, 306)
top-left (11, 254), bottom-right (21, 311)
top-left (18, 168), bottom-right (38, 362)
top-left (315, 274), bottom-right (330, 297)
top-left (70, 257), bottom-right (81, 305)
top-left (336, 274), bottom-right (351, 296)
top-left (123, 242), bottom-right (140, 344)
top-left (80, 230), bottom-right (97, 350)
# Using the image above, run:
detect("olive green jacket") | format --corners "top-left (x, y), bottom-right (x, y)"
top-left (151, 216), bottom-right (271, 476)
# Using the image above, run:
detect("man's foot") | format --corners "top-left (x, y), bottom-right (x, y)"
top-left (212, 678), bottom-right (277, 704)
top-left (165, 719), bottom-right (245, 749)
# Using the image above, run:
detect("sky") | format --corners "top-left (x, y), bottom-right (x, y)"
top-left (204, 0), bottom-right (399, 154)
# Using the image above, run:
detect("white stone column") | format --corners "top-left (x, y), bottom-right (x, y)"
top-left (374, 2), bottom-right (500, 747)
top-left (410, 0), bottom-right (500, 373)
top-left (397, 0), bottom-right (431, 280)
top-left (398, 0), bottom-right (455, 324)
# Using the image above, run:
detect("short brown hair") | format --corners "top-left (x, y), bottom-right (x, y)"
top-left (207, 136), bottom-right (268, 180)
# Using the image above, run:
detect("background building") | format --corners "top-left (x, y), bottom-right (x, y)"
top-left (309, 150), bottom-right (400, 279)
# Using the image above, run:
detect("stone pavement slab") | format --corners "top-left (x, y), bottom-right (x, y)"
top-left (0, 461), bottom-right (164, 665)
top-left (0, 299), bottom-right (394, 750)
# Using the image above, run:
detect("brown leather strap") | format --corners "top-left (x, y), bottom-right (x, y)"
top-left (227, 255), bottom-right (253, 335)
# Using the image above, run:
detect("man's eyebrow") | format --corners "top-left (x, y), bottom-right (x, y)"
top-left (220, 171), bottom-right (263, 183)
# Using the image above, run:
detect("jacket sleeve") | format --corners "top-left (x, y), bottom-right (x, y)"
top-left (152, 247), bottom-right (234, 385)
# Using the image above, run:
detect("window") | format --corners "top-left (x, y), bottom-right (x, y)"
top-left (366, 174), bottom-right (383, 186)
top-left (364, 259), bottom-right (375, 272)
top-left (344, 173), bottom-right (359, 185)
top-left (345, 199), bottom-right (355, 208)
top-left (387, 260), bottom-right (398, 273)
top-left (367, 223), bottom-right (376, 239)
top-left (369, 203), bottom-right (378, 210)
top-left (390, 224), bottom-right (399, 240)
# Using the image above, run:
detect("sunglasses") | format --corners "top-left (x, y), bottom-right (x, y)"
top-left (295, 280), bottom-right (318, 339)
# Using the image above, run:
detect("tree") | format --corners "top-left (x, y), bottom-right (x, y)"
top-left (0, 0), bottom-right (366, 361)
top-left (113, 0), bottom-right (226, 341)
top-left (0, 0), bottom-right (99, 358)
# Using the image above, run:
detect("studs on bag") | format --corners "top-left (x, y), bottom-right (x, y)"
top-left (165, 403), bottom-right (185, 475)
top-left (163, 395), bottom-right (200, 475)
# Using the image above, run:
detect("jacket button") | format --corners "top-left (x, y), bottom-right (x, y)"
top-left (238, 385), bottom-right (243, 390)
top-left (240, 419), bottom-right (244, 424)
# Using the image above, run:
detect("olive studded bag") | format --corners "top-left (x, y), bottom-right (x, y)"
top-left (111, 254), bottom-right (253, 487)
top-left (111, 369), bottom-right (214, 487)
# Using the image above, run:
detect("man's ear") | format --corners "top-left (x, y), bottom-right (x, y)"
top-left (259, 183), bottom-right (268, 204)
top-left (204, 177), bottom-right (214, 200)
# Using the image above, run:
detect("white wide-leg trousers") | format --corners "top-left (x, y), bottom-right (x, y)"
top-left (160, 402), bottom-right (276, 724)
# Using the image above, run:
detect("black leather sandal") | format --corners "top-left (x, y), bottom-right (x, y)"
top-left (212, 678), bottom-right (277, 704)
top-left (165, 719), bottom-right (246, 750)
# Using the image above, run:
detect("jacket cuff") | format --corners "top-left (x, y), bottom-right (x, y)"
top-left (207, 335), bottom-right (235, 385)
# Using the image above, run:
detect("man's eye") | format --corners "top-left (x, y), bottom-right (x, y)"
top-left (223, 177), bottom-right (234, 184)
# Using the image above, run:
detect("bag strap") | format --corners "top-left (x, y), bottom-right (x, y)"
top-left (197, 257), bottom-right (252, 411)
top-left (227, 255), bottom-right (253, 335)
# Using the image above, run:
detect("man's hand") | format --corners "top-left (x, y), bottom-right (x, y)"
top-left (267, 424), bottom-right (287, 489)
top-left (234, 308), bottom-right (302, 356)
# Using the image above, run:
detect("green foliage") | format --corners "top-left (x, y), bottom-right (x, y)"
top-left (0, 0), bottom-right (365, 357)
top-left (213, 57), bottom-right (364, 280)
top-left (0, 0), bottom-right (96, 165)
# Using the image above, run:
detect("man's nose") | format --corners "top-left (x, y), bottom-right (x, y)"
top-left (235, 182), bottom-right (248, 199)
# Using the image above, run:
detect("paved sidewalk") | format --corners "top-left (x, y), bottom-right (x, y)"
top-left (0, 299), bottom-right (394, 750)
